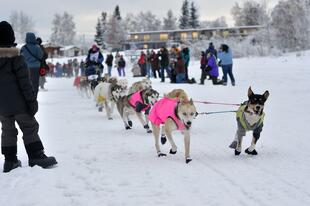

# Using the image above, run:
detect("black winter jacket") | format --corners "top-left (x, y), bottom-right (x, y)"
top-left (0, 48), bottom-right (38, 116)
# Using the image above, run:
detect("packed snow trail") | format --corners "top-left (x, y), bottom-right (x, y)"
top-left (1, 52), bottom-right (310, 206)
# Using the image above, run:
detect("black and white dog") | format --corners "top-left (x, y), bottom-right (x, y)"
top-left (229, 87), bottom-right (270, 155)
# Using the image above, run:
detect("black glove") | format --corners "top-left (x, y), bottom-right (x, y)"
top-left (28, 100), bottom-right (38, 116)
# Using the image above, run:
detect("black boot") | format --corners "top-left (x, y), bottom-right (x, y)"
top-left (2, 146), bottom-right (22, 172)
top-left (3, 156), bottom-right (21, 173)
top-left (28, 150), bottom-right (57, 168)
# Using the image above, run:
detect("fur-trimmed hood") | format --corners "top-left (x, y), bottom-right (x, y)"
top-left (0, 48), bottom-right (20, 58)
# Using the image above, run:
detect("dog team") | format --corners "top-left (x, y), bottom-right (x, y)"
top-left (77, 76), bottom-right (269, 164)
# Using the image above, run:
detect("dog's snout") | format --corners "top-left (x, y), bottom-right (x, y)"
top-left (187, 121), bottom-right (192, 125)
top-left (256, 106), bottom-right (261, 110)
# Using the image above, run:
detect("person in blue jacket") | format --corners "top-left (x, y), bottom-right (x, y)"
top-left (86, 44), bottom-right (104, 77)
top-left (218, 44), bottom-right (235, 86)
top-left (20, 32), bottom-right (43, 98)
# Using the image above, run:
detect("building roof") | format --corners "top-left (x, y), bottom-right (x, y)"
top-left (129, 25), bottom-right (264, 35)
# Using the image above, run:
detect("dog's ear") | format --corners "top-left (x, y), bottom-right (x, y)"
top-left (263, 90), bottom-right (269, 100)
top-left (248, 87), bottom-right (254, 98)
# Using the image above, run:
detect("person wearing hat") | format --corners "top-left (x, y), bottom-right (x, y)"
top-left (20, 32), bottom-right (43, 98)
top-left (85, 44), bottom-right (104, 77)
top-left (0, 21), bottom-right (57, 173)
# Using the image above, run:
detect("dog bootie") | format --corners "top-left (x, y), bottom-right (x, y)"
top-left (128, 121), bottom-right (133, 127)
top-left (229, 141), bottom-right (237, 149)
top-left (186, 157), bottom-right (192, 164)
top-left (28, 150), bottom-right (57, 168)
top-left (245, 148), bottom-right (258, 155)
top-left (161, 135), bottom-right (167, 145)
top-left (234, 150), bottom-right (241, 156)
top-left (3, 159), bottom-right (21, 173)
top-left (169, 149), bottom-right (177, 154)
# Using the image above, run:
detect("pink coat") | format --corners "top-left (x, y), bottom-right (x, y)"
top-left (148, 97), bottom-right (185, 130)
top-left (128, 90), bottom-right (150, 112)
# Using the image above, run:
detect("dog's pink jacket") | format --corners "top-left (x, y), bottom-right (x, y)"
top-left (148, 97), bottom-right (185, 130)
top-left (129, 90), bottom-right (150, 112)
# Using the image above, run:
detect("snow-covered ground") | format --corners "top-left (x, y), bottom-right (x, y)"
top-left (1, 51), bottom-right (310, 206)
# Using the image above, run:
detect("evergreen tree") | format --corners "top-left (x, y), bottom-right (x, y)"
top-left (163, 10), bottom-right (177, 30)
top-left (179, 0), bottom-right (190, 29)
top-left (94, 18), bottom-right (103, 46)
top-left (114, 5), bottom-right (122, 20)
top-left (189, 2), bottom-right (199, 28)
top-left (100, 12), bottom-right (108, 48)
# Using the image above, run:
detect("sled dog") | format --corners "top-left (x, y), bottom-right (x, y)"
top-left (128, 78), bottom-right (152, 94)
top-left (116, 88), bottom-right (159, 133)
top-left (149, 90), bottom-right (197, 163)
top-left (94, 78), bottom-right (127, 119)
top-left (229, 87), bottom-right (269, 155)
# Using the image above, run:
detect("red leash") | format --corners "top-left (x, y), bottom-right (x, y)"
top-left (193, 100), bottom-right (240, 106)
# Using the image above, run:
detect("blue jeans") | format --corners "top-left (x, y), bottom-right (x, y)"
top-left (160, 66), bottom-right (170, 82)
top-left (176, 73), bottom-right (185, 83)
top-left (146, 63), bottom-right (152, 78)
top-left (108, 66), bottom-right (112, 77)
top-left (222, 64), bottom-right (235, 84)
top-left (118, 67), bottom-right (125, 77)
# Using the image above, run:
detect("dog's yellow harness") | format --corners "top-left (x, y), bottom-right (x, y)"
top-left (97, 95), bottom-right (106, 104)
top-left (236, 105), bottom-right (265, 131)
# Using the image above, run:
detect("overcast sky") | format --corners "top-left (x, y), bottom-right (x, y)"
top-left (1, 0), bottom-right (279, 41)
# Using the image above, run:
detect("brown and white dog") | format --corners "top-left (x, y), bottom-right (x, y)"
top-left (116, 88), bottom-right (159, 133)
top-left (229, 87), bottom-right (270, 155)
top-left (128, 78), bottom-right (152, 94)
top-left (149, 89), bottom-right (197, 163)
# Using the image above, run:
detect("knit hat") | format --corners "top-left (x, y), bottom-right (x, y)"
top-left (0, 21), bottom-right (16, 47)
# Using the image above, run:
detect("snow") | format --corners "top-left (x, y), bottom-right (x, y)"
top-left (1, 51), bottom-right (310, 206)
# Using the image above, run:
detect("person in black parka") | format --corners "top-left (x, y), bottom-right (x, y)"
top-left (0, 21), bottom-right (57, 173)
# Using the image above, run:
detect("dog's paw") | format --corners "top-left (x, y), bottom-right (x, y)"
top-left (169, 149), bottom-right (177, 154)
top-left (158, 153), bottom-right (167, 157)
top-left (186, 157), bottom-right (192, 164)
top-left (108, 117), bottom-right (113, 120)
top-left (245, 148), bottom-right (258, 155)
top-left (235, 149), bottom-right (241, 156)
top-left (144, 124), bottom-right (150, 129)
top-left (161, 136), bottom-right (167, 145)
top-left (128, 121), bottom-right (133, 127)
top-left (125, 126), bottom-right (132, 130)
top-left (147, 129), bottom-right (152, 133)
top-left (229, 141), bottom-right (237, 149)
top-left (98, 107), bottom-right (103, 112)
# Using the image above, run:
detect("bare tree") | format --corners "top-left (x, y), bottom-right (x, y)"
top-left (9, 11), bottom-right (35, 43)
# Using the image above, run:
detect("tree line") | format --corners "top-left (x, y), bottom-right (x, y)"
top-left (8, 0), bottom-right (310, 51)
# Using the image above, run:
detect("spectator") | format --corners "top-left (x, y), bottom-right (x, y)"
top-left (206, 52), bottom-right (222, 85)
top-left (199, 51), bottom-right (207, 85)
top-left (218, 44), bottom-right (235, 86)
top-left (138, 51), bottom-right (146, 76)
top-left (150, 50), bottom-right (160, 78)
top-left (159, 46), bottom-right (170, 82)
top-left (117, 55), bottom-right (126, 77)
top-left (20, 32), bottom-right (43, 98)
top-left (206, 42), bottom-right (217, 58)
top-left (0, 21), bottom-right (57, 173)
top-left (181, 47), bottom-right (190, 80)
top-left (146, 50), bottom-right (152, 78)
top-left (105, 52), bottom-right (114, 77)
top-left (36, 37), bottom-right (48, 90)
top-left (175, 55), bottom-right (186, 83)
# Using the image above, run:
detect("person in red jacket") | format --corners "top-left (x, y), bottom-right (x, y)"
top-left (138, 51), bottom-right (146, 76)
